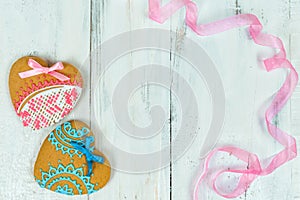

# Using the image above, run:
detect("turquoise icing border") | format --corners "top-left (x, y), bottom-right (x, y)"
top-left (48, 122), bottom-right (90, 157)
top-left (36, 163), bottom-right (98, 195)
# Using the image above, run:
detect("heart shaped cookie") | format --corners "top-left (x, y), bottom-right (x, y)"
top-left (34, 120), bottom-right (111, 195)
top-left (9, 56), bottom-right (83, 130)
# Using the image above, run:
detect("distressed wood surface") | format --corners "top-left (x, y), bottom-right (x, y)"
top-left (0, 0), bottom-right (299, 200)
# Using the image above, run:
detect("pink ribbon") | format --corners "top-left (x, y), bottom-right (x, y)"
top-left (18, 59), bottom-right (70, 81)
top-left (148, 0), bottom-right (298, 199)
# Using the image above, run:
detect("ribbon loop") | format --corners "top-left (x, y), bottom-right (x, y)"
top-left (212, 169), bottom-right (258, 198)
top-left (18, 58), bottom-right (70, 81)
top-left (70, 136), bottom-right (104, 176)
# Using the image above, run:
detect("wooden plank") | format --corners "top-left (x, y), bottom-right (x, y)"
top-left (217, 0), bottom-right (296, 200)
top-left (89, 1), bottom-right (171, 200)
top-left (170, 0), bottom-right (252, 199)
top-left (289, 1), bottom-right (300, 199)
top-left (0, 1), bottom-right (90, 199)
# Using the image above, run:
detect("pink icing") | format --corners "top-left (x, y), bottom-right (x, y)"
top-left (19, 86), bottom-right (81, 130)
top-left (13, 75), bottom-right (83, 112)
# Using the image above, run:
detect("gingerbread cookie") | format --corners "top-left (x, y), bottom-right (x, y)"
top-left (9, 56), bottom-right (83, 130)
top-left (34, 120), bottom-right (111, 195)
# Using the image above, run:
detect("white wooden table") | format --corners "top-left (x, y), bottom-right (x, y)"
top-left (0, 1), bottom-right (300, 200)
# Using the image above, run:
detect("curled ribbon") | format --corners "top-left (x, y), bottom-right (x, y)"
top-left (18, 58), bottom-right (70, 81)
top-left (70, 136), bottom-right (104, 176)
top-left (148, 0), bottom-right (298, 199)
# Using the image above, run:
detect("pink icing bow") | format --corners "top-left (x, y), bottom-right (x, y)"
top-left (148, 0), bottom-right (298, 199)
top-left (18, 59), bottom-right (70, 81)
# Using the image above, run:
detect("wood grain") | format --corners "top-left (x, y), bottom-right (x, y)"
top-left (0, 0), bottom-right (299, 200)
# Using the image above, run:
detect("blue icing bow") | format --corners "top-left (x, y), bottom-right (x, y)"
top-left (70, 136), bottom-right (104, 176)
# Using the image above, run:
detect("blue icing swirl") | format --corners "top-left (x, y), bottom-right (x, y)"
top-left (36, 163), bottom-right (98, 195)
top-left (48, 122), bottom-right (90, 157)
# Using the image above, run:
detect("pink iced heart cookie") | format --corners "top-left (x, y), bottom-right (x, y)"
top-left (9, 56), bottom-right (83, 130)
